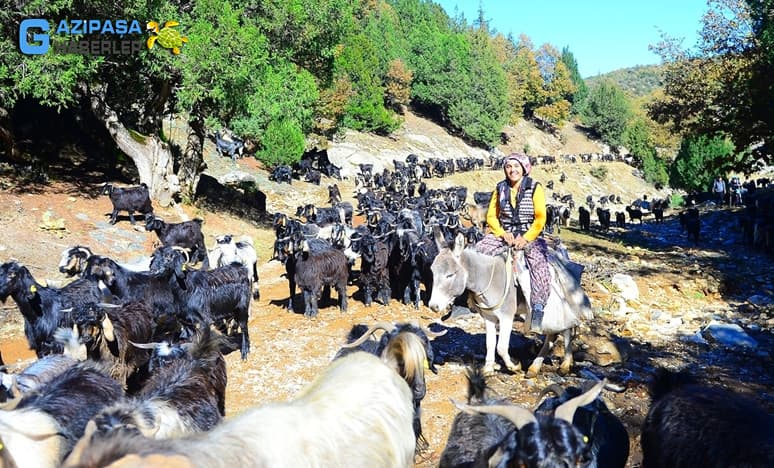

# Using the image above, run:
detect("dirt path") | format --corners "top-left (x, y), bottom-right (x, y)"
top-left (0, 157), bottom-right (771, 467)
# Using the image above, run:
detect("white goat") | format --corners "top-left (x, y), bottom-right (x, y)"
top-left (63, 351), bottom-right (416, 468)
top-left (207, 234), bottom-right (259, 299)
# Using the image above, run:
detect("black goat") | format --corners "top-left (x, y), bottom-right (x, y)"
top-left (442, 375), bottom-right (608, 468)
top-left (294, 246), bottom-right (349, 318)
top-left (0, 261), bottom-right (102, 357)
top-left (145, 215), bottom-right (209, 269)
top-left (679, 208), bottom-right (700, 243)
top-left (149, 247), bottom-right (251, 359)
top-left (625, 205), bottom-right (643, 224)
top-left (641, 369), bottom-right (774, 468)
top-left (214, 129), bottom-right (244, 161)
top-left (269, 164), bottom-right (293, 184)
top-left (328, 184), bottom-right (342, 204)
top-left (101, 183), bottom-right (153, 225)
top-left (596, 207), bottom-right (611, 231)
top-left (335, 321), bottom-right (446, 453)
top-left (81, 255), bottom-right (178, 327)
top-left (304, 169), bottom-right (322, 185)
top-left (615, 211), bottom-right (626, 228)
top-left (70, 330), bottom-right (227, 454)
top-left (578, 206), bottom-right (591, 231)
top-left (536, 384), bottom-right (629, 468)
top-left (353, 233), bottom-right (391, 306)
top-left (70, 302), bottom-right (155, 390)
top-left (440, 366), bottom-right (516, 467)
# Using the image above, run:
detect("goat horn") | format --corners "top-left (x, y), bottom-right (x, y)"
top-left (554, 379), bottom-right (606, 423)
top-left (171, 246), bottom-right (190, 263)
top-left (97, 302), bottom-right (121, 308)
top-left (128, 340), bottom-right (163, 349)
top-left (451, 399), bottom-right (537, 430)
top-left (408, 319), bottom-right (447, 338)
top-left (340, 322), bottom-right (397, 348)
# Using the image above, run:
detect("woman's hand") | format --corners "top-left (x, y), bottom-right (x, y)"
top-left (501, 232), bottom-right (515, 245)
top-left (513, 234), bottom-right (528, 250)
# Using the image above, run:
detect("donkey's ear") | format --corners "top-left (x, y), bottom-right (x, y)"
top-left (452, 233), bottom-right (465, 256)
top-left (433, 225), bottom-right (446, 251)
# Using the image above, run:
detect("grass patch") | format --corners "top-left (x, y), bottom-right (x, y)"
top-left (590, 165), bottom-right (608, 181)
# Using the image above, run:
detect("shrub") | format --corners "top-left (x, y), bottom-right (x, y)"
top-left (255, 119), bottom-right (305, 168)
top-left (590, 165), bottom-right (608, 181)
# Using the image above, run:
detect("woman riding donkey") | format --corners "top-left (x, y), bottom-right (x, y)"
top-left (477, 152), bottom-right (550, 334)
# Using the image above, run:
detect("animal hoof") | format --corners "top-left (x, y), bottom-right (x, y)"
top-left (505, 362), bottom-right (522, 373)
top-left (558, 362), bottom-right (572, 376)
top-left (525, 365), bottom-right (540, 379)
top-left (482, 364), bottom-right (496, 375)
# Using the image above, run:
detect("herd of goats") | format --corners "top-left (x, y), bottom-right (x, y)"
top-left (0, 152), bottom-right (771, 467)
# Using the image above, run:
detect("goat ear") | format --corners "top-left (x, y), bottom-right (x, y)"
top-left (487, 446), bottom-right (508, 468)
top-left (63, 419), bottom-right (97, 466)
top-left (102, 315), bottom-right (116, 342)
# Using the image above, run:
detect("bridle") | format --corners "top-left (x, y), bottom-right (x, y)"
top-left (470, 249), bottom-right (513, 312)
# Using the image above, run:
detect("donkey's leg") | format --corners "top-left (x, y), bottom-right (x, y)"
top-left (483, 319), bottom-right (498, 375)
top-left (526, 333), bottom-right (555, 378)
top-left (495, 312), bottom-right (521, 373)
top-left (558, 328), bottom-right (574, 375)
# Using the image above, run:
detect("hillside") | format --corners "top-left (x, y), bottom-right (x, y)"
top-left (585, 64), bottom-right (664, 97)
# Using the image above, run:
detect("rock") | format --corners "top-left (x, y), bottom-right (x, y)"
top-left (747, 294), bottom-right (774, 307)
top-left (702, 321), bottom-right (758, 349)
top-left (611, 273), bottom-right (639, 301)
top-left (218, 171), bottom-right (257, 186)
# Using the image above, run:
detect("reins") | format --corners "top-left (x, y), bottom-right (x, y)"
top-left (471, 248), bottom-right (513, 312)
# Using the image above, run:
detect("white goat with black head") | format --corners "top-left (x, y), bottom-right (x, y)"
top-left (207, 234), bottom-right (260, 299)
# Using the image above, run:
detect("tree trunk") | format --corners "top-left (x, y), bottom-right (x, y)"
top-left (0, 107), bottom-right (22, 163)
top-left (179, 108), bottom-right (206, 201)
top-left (85, 84), bottom-right (179, 207)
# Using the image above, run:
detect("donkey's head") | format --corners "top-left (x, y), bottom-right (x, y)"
top-left (428, 230), bottom-right (468, 313)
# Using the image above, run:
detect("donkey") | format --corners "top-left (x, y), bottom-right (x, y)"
top-left (428, 231), bottom-right (593, 377)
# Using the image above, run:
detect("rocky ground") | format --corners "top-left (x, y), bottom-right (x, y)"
top-left (0, 116), bottom-right (772, 467)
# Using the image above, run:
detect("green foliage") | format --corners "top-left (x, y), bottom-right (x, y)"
top-left (561, 46), bottom-right (588, 113)
top-left (623, 117), bottom-right (667, 186)
top-left (589, 165), bottom-right (608, 181)
top-left (669, 134), bottom-right (736, 192)
top-left (335, 32), bottom-right (398, 134)
top-left (249, 0), bottom-right (358, 80)
top-left (256, 119), bottom-right (306, 167)
top-left (649, 0), bottom-right (773, 172)
top-left (580, 80), bottom-right (632, 147)
top-left (669, 192), bottom-right (685, 208)
top-left (585, 65), bottom-right (664, 97)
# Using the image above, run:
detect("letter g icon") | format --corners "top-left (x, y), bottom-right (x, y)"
top-left (19, 19), bottom-right (49, 55)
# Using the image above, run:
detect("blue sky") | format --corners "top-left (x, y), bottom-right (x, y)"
top-left (434, 0), bottom-right (708, 78)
